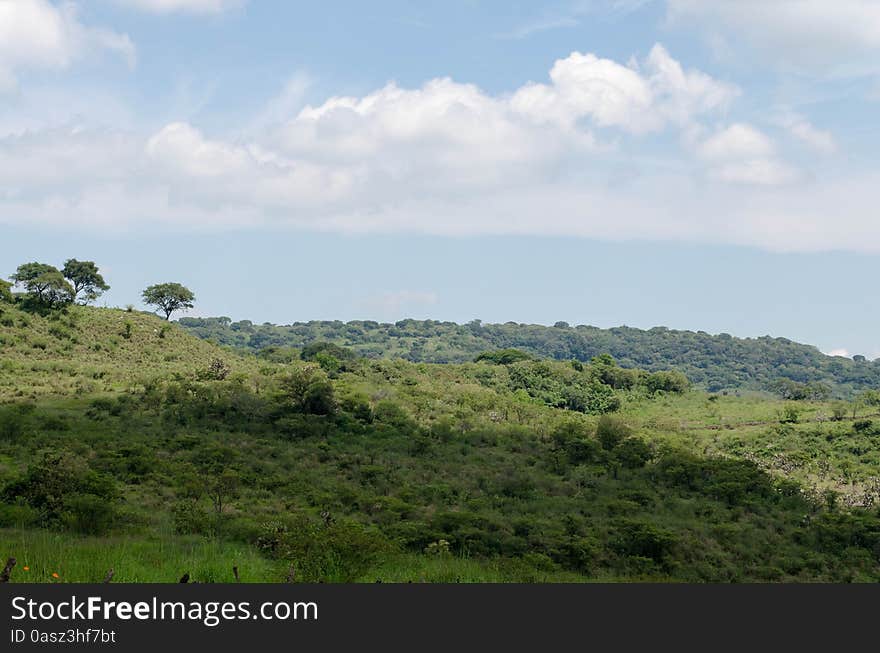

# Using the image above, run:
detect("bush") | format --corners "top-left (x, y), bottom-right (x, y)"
top-left (62, 493), bottom-right (117, 535)
top-left (644, 370), bottom-right (690, 394)
top-left (279, 365), bottom-right (337, 416)
top-left (779, 404), bottom-right (801, 424)
top-left (612, 520), bottom-right (676, 565)
top-left (173, 500), bottom-right (212, 535)
top-left (0, 279), bottom-right (12, 303)
top-left (2, 450), bottom-right (119, 533)
top-left (614, 437), bottom-right (653, 468)
top-left (596, 415), bottom-right (631, 450)
top-left (255, 515), bottom-right (393, 582)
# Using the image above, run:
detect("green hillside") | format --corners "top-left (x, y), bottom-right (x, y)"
top-left (178, 318), bottom-right (880, 397)
top-left (3, 303), bottom-right (880, 583)
top-left (0, 304), bottom-right (260, 402)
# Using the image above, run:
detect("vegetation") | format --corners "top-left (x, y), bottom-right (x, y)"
top-left (142, 283), bottom-right (195, 321)
top-left (61, 259), bottom-right (109, 305)
top-left (3, 263), bottom-right (880, 583)
top-left (178, 317), bottom-right (880, 396)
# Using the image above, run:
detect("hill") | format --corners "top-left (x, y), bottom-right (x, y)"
top-left (178, 317), bottom-right (880, 396)
top-left (0, 303), bottom-right (260, 402)
top-left (3, 303), bottom-right (880, 582)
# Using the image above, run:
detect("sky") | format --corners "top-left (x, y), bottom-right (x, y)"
top-left (1, 1), bottom-right (879, 358)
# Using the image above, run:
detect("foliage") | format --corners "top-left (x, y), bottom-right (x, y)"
top-left (0, 279), bottom-right (12, 303)
top-left (11, 263), bottom-right (74, 308)
top-left (61, 259), bottom-right (109, 305)
top-left (142, 282), bottom-right (195, 320)
top-left (178, 317), bottom-right (880, 396)
top-left (474, 349), bottom-right (534, 365)
top-left (3, 305), bottom-right (880, 582)
top-left (279, 365), bottom-right (337, 416)
top-left (3, 450), bottom-right (118, 535)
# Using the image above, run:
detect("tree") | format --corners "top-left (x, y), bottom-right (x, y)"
top-left (0, 279), bottom-right (12, 303)
top-left (10, 263), bottom-right (74, 307)
top-left (142, 282), bottom-right (195, 320)
top-left (280, 365), bottom-right (337, 415)
top-left (62, 259), bottom-right (109, 304)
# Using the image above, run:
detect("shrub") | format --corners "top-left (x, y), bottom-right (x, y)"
top-left (197, 358), bottom-right (231, 381)
top-left (255, 515), bottom-right (393, 582)
top-left (62, 493), bottom-right (117, 535)
top-left (615, 437), bottom-right (653, 468)
top-left (3, 450), bottom-right (119, 534)
top-left (0, 279), bottom-right (12, 303)
top-left (612, 520), bottom-right (676, 565)
top-left (644, 370), bottom-right (690, 394)
top-left (779, 404), bottom-right (801, 424)
top-left (279, 365), bottom-right (337, 416)
top-left (596, 415), bottom-right (631, 450)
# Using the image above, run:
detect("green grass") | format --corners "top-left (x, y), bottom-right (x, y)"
top-left (0, 528), bottom-right (282, 583)
top-left (0, 303), bottom-right (261, 402)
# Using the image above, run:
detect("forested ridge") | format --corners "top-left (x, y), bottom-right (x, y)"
top-left (179, 317), bottom-right (880, 396)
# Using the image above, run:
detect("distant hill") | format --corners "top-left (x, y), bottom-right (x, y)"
top-left (178, 317), bottom-right (880, 396)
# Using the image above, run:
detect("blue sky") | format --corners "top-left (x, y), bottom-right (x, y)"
top-left (2, 1), bottom-right (880, 358)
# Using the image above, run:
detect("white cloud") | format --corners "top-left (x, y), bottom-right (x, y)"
top-left (510, 44), bottom-right (738, 133)
top-left (667, 0), bottom-right (880, 74)
top-left (692, 123), bottom-right (798, 186)
top-left (0, 0), bottom-right (134, 89)
top-left (2, 43), bottom-right (878, 253)
top-left (708, 159), bottom-right (799, 187)
top-left (695, 123), bottom-right (774, 161)
top-left (115, 0), bottom-right (244, 14)
top-left (775, 113), bottom-right (837, 154)
top-left (824, 348), bottom-right (851, 358)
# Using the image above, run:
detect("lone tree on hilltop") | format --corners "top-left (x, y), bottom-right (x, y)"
top-left (11, 262), bottom-right (74, 307)
top-left (62, 259), bottom-right (109, 304)
top-left (142, 282), bottom-right (195, 320)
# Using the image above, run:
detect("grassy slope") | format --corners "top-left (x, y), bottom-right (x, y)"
top-left (0, 303), bottom-right (260, 402)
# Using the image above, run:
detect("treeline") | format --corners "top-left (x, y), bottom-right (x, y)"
top-left (179, 317), bottom-right (880, 396)
top-left (3, 259), bottom-right (195, 320)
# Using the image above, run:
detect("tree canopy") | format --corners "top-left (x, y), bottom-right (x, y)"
top-left (178, 317), bottom-right (880, 396)
top-left (62, 259), bottom-right (109, 304)
top-left (10, 262), bottom-right (74, 307)
top-left (0, 279), bottom-right (12, 303)
top-left (142, 282), bottom-right (195, 320)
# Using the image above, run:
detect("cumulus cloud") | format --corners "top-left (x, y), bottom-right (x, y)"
top-left (115, 0), bottom-right (244, 14)
top-left (2, 43), bottom-right (875, 253)
top-left (692, 123), bottom-right (799, 186)
top-left (667, 0), bottom-right (880, 73)
top-left (510, 44), bottom-right (738, 133)
top-left (0, 0), bottom-right (134, 90)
